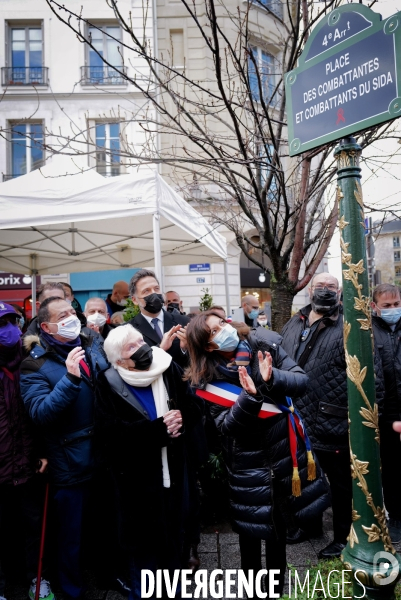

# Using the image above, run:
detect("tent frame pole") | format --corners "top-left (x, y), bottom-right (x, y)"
top-left (224, 259), bottom-right (231, 316)
top-left (30, 254), bottom-right (38, 318)
top-left (153, 213), bottom-right (162, 284)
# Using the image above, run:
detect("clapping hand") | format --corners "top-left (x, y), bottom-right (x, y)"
top-left (160, 325), bottom-right (181, 352)
top-left (258, 350), bottom-right (273, 382)
top-left (175, 325), bottom-right (187, 351)
top-left (238, 366), bottom-right (257, 395)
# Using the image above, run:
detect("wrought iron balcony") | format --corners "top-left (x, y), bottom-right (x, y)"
top-left (1, 67), bottom-right (49, 86)
top-left (81, 65), bottom-right (127, 85)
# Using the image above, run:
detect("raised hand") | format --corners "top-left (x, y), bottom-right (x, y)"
top-left (175, 325), bottom-right (187, 351)
top-left (65, 347), bottom-right (85, 378)
top-left (258, 350), bottom-right (273, 382)
top-left (238, 366), bottom-right (257, 395)
top-left (160, 325), bottom-right (181, 352)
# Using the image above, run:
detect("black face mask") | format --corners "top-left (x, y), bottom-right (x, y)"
top-left (142, 293), bottom-right (164, 314)
top-left (130, 344), bottom-right (153, 370)
top-left (166, 302), bottom-right (180, 313)
top-left (311, 288), bottom-right (339, 314)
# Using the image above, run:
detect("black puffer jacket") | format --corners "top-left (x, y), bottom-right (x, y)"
top-left (207, 328), bottom-right (330, 539)
top-left (372, 315), bottom-right (401, 423)
top-left (281, 305), bottom-right (384, 453)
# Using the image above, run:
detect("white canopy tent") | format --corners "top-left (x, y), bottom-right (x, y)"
top-left (0, 156), bottom-right (228, 315)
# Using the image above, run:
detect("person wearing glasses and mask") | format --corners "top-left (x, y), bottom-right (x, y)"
top-left (281, 273), bottom-right (384, 558)
top-left (20, 297), bottom-right (108, 600)
top-left (185, 310), bottom-right (329, 598)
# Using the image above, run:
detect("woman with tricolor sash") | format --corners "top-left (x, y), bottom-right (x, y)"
top-left (185, 311), bottom-right (330, 597)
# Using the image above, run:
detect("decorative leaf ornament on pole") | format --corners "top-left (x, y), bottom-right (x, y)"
top-left (284, 3), bottom-right (401, 597)
top-left (335, 137), bottom-right (401, 599)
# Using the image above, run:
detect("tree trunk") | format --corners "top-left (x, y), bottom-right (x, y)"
top-left (270, 280), bottom-right (295, 333)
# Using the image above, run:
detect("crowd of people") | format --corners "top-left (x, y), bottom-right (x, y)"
top-left (1, 269), bottom-right (401, 600)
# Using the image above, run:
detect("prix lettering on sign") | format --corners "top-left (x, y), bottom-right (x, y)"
top-left (285, 5), bottom-right (401, 156)
top-left (0, 273), bottom-right (39, 290)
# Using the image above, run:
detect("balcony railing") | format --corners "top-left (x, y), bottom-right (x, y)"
top-left (1, 67), bottom-right (49, 86)
top-left (81, 65), bottom-right (127, 85)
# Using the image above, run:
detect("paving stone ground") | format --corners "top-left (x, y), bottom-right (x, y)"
top-left (5, 508), bottom-right (400, 600)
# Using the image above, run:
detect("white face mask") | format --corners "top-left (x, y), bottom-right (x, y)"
top-left (117, 298), bottom-right (128, 307)
top-left (86, 312), bottom-right (107, 328)
top-left (48, 315), bottom-right (81, 340)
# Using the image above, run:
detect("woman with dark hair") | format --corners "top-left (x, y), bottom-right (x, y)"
top-left (185, 311), bottom-right (330, 597)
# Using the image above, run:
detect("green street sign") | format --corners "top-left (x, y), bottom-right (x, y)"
top-left (285, 5), bottom-right (401, 156)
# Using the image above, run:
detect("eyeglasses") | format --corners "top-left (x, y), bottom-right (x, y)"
top-left (312, 284), bottom-right (338, 291)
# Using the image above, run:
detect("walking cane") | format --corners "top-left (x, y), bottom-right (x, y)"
top-left (35, 481), bottom-right (50, 600)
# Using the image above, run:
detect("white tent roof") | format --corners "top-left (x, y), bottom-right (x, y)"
top-left (0, 156), bottom-right (227, 275)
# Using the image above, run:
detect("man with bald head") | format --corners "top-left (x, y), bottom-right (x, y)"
top-left (84, 297), bottom-right (114, 340)
top-left (105, 281), bottom-right (130, 317)
top-left (241, 294), bottom-right (260, 327)
top-left (281, 272), bottom-right (350, 558)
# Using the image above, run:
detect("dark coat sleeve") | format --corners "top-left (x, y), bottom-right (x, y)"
top-left (374, 346), bottom-right (385, 414)
top-left (220, 390), bottom-right (264, 436)
top-left (254, 345), bottom-right (308, 399)
top-left (249, 329), bottom-right (308, 399)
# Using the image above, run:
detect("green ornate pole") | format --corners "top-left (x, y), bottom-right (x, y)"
top-left (335, 137), bottom-right (401, 599)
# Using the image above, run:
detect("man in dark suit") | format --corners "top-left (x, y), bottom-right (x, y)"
top-left (128, 269), bottom-right (189, 367)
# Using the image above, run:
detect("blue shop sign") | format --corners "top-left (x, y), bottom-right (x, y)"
top-left (189, 263), bottom-right (211, 272)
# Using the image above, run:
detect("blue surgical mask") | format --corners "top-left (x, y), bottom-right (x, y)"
top-left (380, 308), bottom-right (401, 325)
top-left (18, 317), bottom-right (25, 330)
top-left (248, 309), bottom-right (259, 320)
top-left (213, 324), bottom-right (239, 352)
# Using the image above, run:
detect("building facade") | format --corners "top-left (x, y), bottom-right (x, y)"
top-left (373, 220), bottom-right (401, 287)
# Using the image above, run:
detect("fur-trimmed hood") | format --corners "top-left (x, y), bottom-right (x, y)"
top-left (22, 331), bottom-right (91, 355)
top-left (23, 334), bottom-right (41, 354)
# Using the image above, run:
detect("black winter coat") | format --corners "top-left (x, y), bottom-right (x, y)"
top-left (95, 360), bottom-right (203, 553)
top-left (207, 327), bottom-right (330, 540)
top-left (372, 315), bottom-right (401, 423)
top-left (281, 305), bottom-right (384, 453)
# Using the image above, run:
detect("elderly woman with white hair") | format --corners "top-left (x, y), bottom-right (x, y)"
top-left (96, 324), bottom-right (201, 600)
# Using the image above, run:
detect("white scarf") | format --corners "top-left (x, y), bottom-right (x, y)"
top-left (116, 346), bottom-right (173, 487)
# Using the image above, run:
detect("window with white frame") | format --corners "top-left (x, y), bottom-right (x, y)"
top-left (6, 23), bottom-right (46, 85)
top-left (95, 122), bottom-right (121, 176)
top-left (394, 251), bottom-right (401, 263)
top-left (9, 122), bottom-right (44, 179)
top-left (253, 0), bottom-right (283, 19)
top-left (248, 47), bottom-right (275, 104)
top-left (394, 236), bottom-right (400, 248)
top-left (86, 25), bottom-right (124, 84)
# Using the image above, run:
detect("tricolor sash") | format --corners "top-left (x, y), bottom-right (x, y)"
top-left (196, 381), bottom-right (282, 418)
top-left (197, 380), bottom-right (316, 496)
